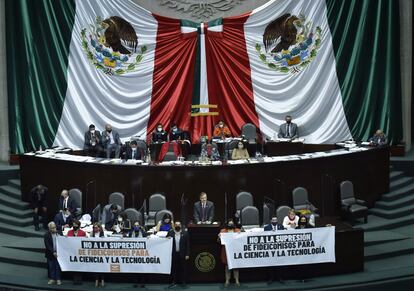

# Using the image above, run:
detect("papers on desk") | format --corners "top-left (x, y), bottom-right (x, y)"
top-left (156, 231), bottom-right (168, 238)
top-left (227, 159), bottom-right (248, 165)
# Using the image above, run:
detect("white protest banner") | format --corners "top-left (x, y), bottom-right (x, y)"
top-left (57, 236), bottom-right (172, 273)
top-left (220, 227), bottom-right (335, 269)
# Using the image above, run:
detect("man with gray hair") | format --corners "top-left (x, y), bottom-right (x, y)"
top-left (101, 124), bottom-right (122, 158)
top-left (44, 222), bottom-right (62, 285)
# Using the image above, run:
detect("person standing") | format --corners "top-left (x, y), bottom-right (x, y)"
top-left (44, 222), bottom-right (62, 286)
top-left (30, 184), bottom-right (48, 231)
top-left (91, 223), bottom-right (106, 287)
top-left (264, 216), bottom-right (284, 284)
top-left (58, 189), bottom-right (78, 216)
top-left (193, 192), bottom-right (215, 224)
top-left (218, 219), bottom-right (240, 287)
top-left (167, 221), bottom-right (190, 288)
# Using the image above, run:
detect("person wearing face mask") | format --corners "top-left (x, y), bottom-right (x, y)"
top-left (101, 123), bottom-right (122, 158)
top-left (112, 212), bottom-right (131, 236)
top-left (67, 219), bottom-right (87, 237)
top-left (167, 221), bottom-right (190, 288)
top-left (169, 123), bottom-right (184, 141)
top-left (264, 216), bottom-right (284, 284)
top-left (278, 115), bottom-right (298, 140)
top-left (231, 141), bottom-right (250, 160)
top-left (200, 142), bottom-right (221, 161)
top-left (54, 208), bottom-right (73, 235)
top-left (125, 140), bottom-right (143, 160)
top-left (152, 123), bottom-right (168, 143)
top-left (213, 120), bottom-right (232, 139)
top-left (84, 124), bottom-right (103, 157)
top-left (129, 221), bottom-right (147, 238)
top-left (218, 219), bottom-right (241, 287)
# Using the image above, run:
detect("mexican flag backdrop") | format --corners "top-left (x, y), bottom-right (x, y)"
top-left (6, 0), bottom-right (402, 153)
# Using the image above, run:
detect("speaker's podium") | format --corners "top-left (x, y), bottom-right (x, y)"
top-left (187, 223), bottom-right (223, 282)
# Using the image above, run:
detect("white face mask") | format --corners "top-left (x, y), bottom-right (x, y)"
top-left (219, 124), bottom-right (224, 128)
top-left (157, 127), bottom-right (162, 132)
top-left (172, 127), bottom-right (177, 132)
top-left (118, 217), bottom-right (123, 222)
top-left (238, 144), bottom-right (243, 149)
top-left (90, 129), bottom-right (95, 134)
top-left (64, 213), bottom-right (70, 218)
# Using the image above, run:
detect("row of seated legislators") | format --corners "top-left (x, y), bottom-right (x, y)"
top-left (84, 116), bottom-right (388, 160)
top-left (38, 188), bottom-right (316, 287)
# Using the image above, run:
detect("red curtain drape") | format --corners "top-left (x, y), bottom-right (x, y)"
top-left (205, 14), bottom-right (260, 138)
top-left (147, 15), bottom-right (197, 143)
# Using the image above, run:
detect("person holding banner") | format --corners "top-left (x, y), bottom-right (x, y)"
top-left (264, 216), bottom-right (284, 284)
top-left (218, 219), bottom-right (241, 287)
top-left (91, 222), bottom-right (106, 287)
top-left (129, 221), bottom-right (147, 238)
top-left (67, 220), bottom-right (87, 237)
top-left (167, 221), bottom-right (190, 288)
top-left (44, 222), bottom-right (62, 286)
top-left (282, 209), bottom-right (299, 230)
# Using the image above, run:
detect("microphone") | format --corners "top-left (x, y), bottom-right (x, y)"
top-left (85, 180), bottom-right (96, 214)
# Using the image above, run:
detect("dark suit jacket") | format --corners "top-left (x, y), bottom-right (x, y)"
top-left (84, 130), bottom-right (102, 148)
top-left (30, 186), bottom-right (48, 208)
top-left (193, 201), bottom-right (214, 223)
top-left (167, 229), bottom-right (190, 258)
top-left (152, 130), bottom-right (168, 143)
top-left (54, 212), bottom-right (74, 235)
top-left (125, 147), bottom-right (143, 160)
top-left (264, 223), bottom-right (284, 231)
top-left (44, 232), bottom-right (59, 259)
top-left (101, 130), bottom-right (122, 147)
top-left (169, 128), bottom-right (184, 141)
top-left (58, 196), bottom-right (78, 214)
top-left (278, 123), bottom-right (298, 139)
top-left (368, 135), bottom-right (387, 147)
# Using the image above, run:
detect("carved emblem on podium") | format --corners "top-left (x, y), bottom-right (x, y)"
top-left (195, 252), bottom-right (216, 272)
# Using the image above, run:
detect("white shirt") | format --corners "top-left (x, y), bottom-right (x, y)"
top-left (109, 132), bottom-right (115, 144)
top-left (283, 215), bottom-right (299, 230)
top-left (175, 232), bottom-right (181, 252)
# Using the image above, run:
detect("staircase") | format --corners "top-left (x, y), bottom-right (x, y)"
top-left (357, 169), bottom-right (414, 263)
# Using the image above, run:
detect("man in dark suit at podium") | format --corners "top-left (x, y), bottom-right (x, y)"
top-left (193, 192), bottom-right (214, 224)
top-left (278, 115), bottom-right (298, 140)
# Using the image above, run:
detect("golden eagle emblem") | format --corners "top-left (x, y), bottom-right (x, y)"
top-left (81, 16), bottom-right (147, 76)
top-left (101, 16), bottom-right (138, 55)
top-left (256, 14), bottom-right (322, 74)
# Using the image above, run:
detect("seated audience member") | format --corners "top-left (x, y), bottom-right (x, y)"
top-left (283, 209), bottom-right (299, 229)
top-left (152, 123), bottom-right (168, 143)
top-left (213, 120), bottom-right (232, 139)
top-left (169, 123), bottom-right (184, 141)
top-left (156, 213), bottom-right (174, 232)
top-left (278, 115), bottom-right (298, 139)
top-left (58, 189), bottom-right (78, 216)
top-left (83, 124), bottom-right (102, 157)
top-left (67, 219), bottom-right (87, 237)
top-left (264, 216), bottom-right (284, 231)
top-left (231, 141), bottom-right (250, 160)
top-left (218, 219), bottom-right (240, 287)
top-left (91, 222), bottom-right (105, 287)
top-left (111, 212), bottom-right (131, 235)
top-left (30, 184), bottom-right (48, 231)
top-left (129, 221), bottom-right (147, 238)
top-left (193, 192), bottom-right (215, 224)
top-left (167, 221), bottom-right (190, 288)
top-left (91, 222), bottom-right (106, 237)
top-left (368, 129), bottom-right (388, 147)
top-left (102, 204), bottom-right (122, 231)
top-left (298, 215), bottom-right (313, 229)
top-left (54, 208), bottom-right (73, 235)
top-left (101, 124), bottom-right (122, 159)
top-left (125, 140), bottom-right (143, 160)
top-left (200, 142), bottom-right (221, 161)
top-left (44, 222), bottom-right (62, 286)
